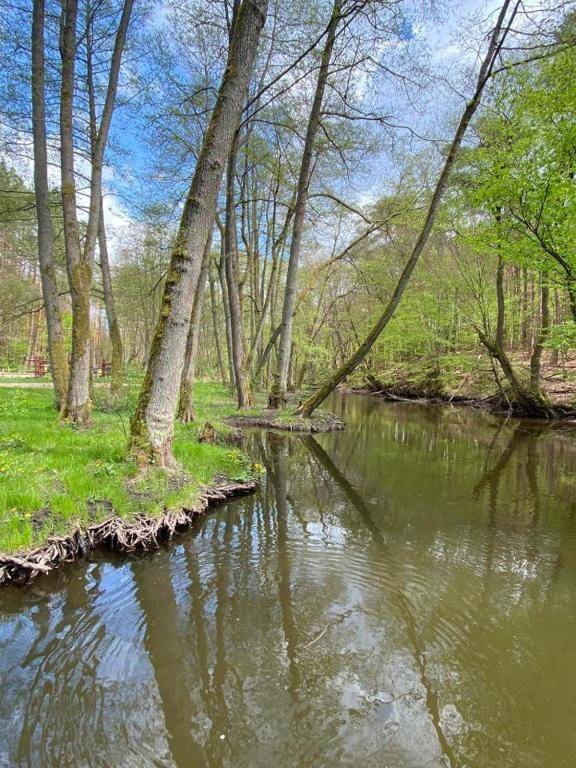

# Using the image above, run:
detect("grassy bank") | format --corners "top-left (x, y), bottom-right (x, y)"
top-left (0, 381), bottom-right (259, 556)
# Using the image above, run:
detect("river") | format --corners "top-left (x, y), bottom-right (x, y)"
top-left (2, 393), bottom-right (576, 767)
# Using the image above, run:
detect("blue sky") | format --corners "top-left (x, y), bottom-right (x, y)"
top-left (0, 0), bottom-right (551, 258)
top-left (102, 0), bottom-right (508, 244)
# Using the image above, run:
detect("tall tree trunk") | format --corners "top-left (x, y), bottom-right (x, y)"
top-left (59, 0), bottom-right (133, 424)
top-left (26, 306), bottom-right (40, 366)
top-left (98, 204), bottom-right (123, 394)
top-left (297, 0), bottom-right (519, 417)
top-left (550, 288), bottom-right (561, 366)
top-left (31, 0), bottom-right (68, 408)
top-left (495, 253), bottom-right (506, 351)
top-left (225, 136), bottom-right (252, 408)
top-left (246, 189), bottom-right (296, 374)
top-left (479, 256), bottom-right (548, 414)
top-left (221, 257), bottom-right (236, 388)
top-left (59, 0), bottom-right (92, 424)
top-left (209, 261), bottom-right (227, 383)
top-left (130, 0), bottom-right (268, 466)
top-left (566, 280), bottom-right (576, 323)
top-left (217, 237), bottom-right (236, 388)
top-left (178, 232), bottom-right (213, 422)
top-left (530, 279), bottom-right (550, 395)
top-left (521, 267), bottom-right (529, 350)
top-left (270, 0), bottom-right (341, 408)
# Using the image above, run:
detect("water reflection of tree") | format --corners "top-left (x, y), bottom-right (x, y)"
top-left (15, 567), bottom-right (104, 767)
top-left (131, 556), bottom-right (208, 768)
top-left (301, 434), bottom-right (459, 768)
top-left (471, 422), bottom-right (564, 588)
top-left (473, 423), bottom-right (533, 502)
top-left (184, 527), bottom-right (230, 768)
top-left (257, 432), bottom-right (301, 699)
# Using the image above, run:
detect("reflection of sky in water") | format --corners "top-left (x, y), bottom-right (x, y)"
top-left (2, 396), bottom-right (576, 767)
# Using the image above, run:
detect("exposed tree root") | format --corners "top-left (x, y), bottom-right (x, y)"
top-left (0, 480), bottom-right (255, 587)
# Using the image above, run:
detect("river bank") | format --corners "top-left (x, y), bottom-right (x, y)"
top-left (3, 392), bottom-right (576, 766)
top-left (0, 381), bottom-right (345, 585)
top-left (0, 383), bottom-right (261, 584)
top-left (0, 480), bottom-right (255, 586)
top-left (353, 353), bottom-right (576, 419)
top-left (226, 408), bottom-right (344, 433)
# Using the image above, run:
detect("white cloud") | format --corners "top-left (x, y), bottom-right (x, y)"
top-left (2, 132), bottom-right (134, 265)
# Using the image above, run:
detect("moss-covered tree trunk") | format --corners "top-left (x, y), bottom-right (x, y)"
top-left (31, 0), bottom-right (68, 409)
top-left (130, 0), bottom-right (268, 467)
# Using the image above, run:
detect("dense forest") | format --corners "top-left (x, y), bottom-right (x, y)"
top-left (1, 0), bottom-right (575, 450)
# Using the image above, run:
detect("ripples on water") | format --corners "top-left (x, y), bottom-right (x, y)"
top-left (2, 393), bottom-right (576, 767)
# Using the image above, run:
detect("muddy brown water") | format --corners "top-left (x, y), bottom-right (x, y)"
top-left (2, 393), bottom-right (576, 767)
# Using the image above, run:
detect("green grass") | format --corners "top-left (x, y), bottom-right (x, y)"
top-left (0, 374), bottom-right (52, 384)
top-left (0, 381), bottom-right (259, 555)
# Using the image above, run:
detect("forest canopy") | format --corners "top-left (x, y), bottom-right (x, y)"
top-left (0, 0), bottom-right (575, 453)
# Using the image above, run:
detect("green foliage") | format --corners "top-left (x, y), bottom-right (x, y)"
top-left (323, 35), bottom-right (576, 396)
top-left (460, 44), bottom-right (576, 282)
top-left (545, 322), bottom-right (576, 355)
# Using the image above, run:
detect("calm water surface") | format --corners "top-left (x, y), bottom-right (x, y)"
top-left (2, 393), bottom-right (576, 767)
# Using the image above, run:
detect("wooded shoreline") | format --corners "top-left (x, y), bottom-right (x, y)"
top-left (353, 382), bottom-right (576, 420)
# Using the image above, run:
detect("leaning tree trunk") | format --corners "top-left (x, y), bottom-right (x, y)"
top-left (88, 1), bottom-right (132, 398)
top-left (31, 0), bottom-right (68, 409)
top-left (130, 0), bottom-right (268, 467)
top-left (178, 233), bottom-right (213, 423)
top-left (269, 0), bottom-right (341, 408)
top-left (98, 204), bottom-right (123, 394)
top-left (297, 0), bottom-right (518, 418)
